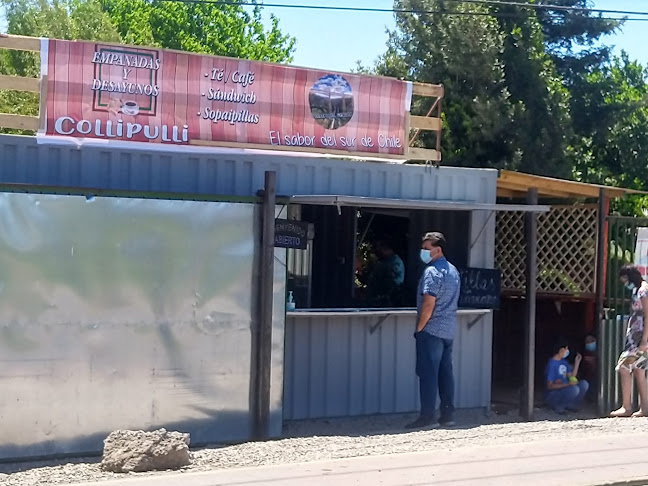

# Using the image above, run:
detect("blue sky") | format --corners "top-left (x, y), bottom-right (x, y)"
top-left (261, 0), bottom-right (648, 73)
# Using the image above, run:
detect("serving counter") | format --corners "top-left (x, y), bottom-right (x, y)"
top-left (283, 308), bottom-right (492, 420)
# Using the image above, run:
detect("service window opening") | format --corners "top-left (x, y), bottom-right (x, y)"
top-left (287, 204), bottom-right (471, 310)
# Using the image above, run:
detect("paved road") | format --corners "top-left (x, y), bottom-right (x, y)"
top-left (68, 434), bottom-right (648, 486)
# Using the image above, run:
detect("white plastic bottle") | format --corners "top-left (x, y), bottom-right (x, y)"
top-left (286, 291), bottom-right (296, 311)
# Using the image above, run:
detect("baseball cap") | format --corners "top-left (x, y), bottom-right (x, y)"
top-left (422, 232), bottom-right (446, 248)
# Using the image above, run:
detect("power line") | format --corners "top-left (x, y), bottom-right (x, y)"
top-left (156, 0), bottom-right (648, 21)
top-left (441, 0), bottom-right (648, 17)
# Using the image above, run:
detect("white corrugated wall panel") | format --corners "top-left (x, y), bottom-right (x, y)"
top-left (284, 312), bottom-right (492, 420)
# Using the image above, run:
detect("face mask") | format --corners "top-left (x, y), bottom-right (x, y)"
top-left (625, 282), bottom-right (636, 291)
top-left (585, 342), bottom-right (596, 352)
top-left (420, 249), bottom-right (432, 264)
top-left (563, 349), bottom-right (570, 359)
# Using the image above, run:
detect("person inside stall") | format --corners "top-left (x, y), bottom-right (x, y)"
top-left (357, 240), bottom-right (405, 307)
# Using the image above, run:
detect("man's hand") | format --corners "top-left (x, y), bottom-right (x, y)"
top-left (640, 340), bottom-right (648, 353)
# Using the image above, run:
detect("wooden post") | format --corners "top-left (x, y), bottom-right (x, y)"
top-left (254, 171), bottom-right (276, 439)
top-left (521, 188), bottom-right (538, 420)
top-left (595, 189), bottom-right (608, 415)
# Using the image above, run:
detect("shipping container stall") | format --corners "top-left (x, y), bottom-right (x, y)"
top-left (0, 136), bottom-right (548, 457)
top-left (0, 34), bottom-right (549, 459)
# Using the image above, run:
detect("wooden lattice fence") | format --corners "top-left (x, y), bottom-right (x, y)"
top-left (496, 205), bottom-right (598, 295)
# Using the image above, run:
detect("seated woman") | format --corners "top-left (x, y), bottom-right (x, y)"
top-left (545, 337), bottom-right (589, 414)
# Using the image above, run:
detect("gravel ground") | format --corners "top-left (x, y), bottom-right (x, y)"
top-left (1, 408), bottom-right (645, 486)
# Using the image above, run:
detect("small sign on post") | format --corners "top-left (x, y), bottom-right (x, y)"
top-left (458, 268), bottom-right (501, 309)
top-left (274, 219), bottom-right (309, 250)
top-left (634, 227), bottom-right (648, 279)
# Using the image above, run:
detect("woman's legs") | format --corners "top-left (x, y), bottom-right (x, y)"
top-left (633, 368), bottom-right (648, 413)
top-left (611, 367), bottom-right (633, 416)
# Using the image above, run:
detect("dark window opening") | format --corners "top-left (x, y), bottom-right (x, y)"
top-left (287, 204), bottom-right (471, 309)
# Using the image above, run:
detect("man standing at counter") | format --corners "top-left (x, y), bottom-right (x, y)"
top-left (407, 232), bottom-right (461, 429)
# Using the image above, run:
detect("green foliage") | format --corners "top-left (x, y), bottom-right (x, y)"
top-left (0, 0), bottom-right (120, 133)
top-left (492, 5), bottom-right (572, 177)
top-left (366, 0), bottom-right (648, 215)
top-left (101, 0), bottom-right (295, 62)
top-left (376, 0), bottom-right (574, 176)
top-left (379, 0), bottom-right (516, 170)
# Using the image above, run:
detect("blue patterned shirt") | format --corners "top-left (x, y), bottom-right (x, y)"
top-left (416, 257), bottom-right (461, 339)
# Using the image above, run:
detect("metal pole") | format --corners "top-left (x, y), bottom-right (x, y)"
top-left (521, 188), bottom-right (538, 420)
top-left (254, 171), bottom-right (276, 439)
top-left (595, 189), bottom-right (607, 415)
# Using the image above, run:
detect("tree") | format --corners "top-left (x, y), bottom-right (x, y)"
top-left (377, 0), bottom-right (572, 176)
top-left (101, 0), bottom-right (295, 62)
top-left (2, 0), bottom-right (120, 43)
top-left (378, 0), bottom-right (517, 170)
top-left (569, 53), bottom-right (648, 214)
top-left (533, 0), bottom-right (619, 79)
top-left (0, 0), bottom-right (120, 132)
top-left (489, 4), bottom-right (572, 177)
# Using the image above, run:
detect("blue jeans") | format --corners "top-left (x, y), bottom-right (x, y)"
top-left (545, 380), bottom-right (589, 412)
top-left (415, 331), bottom-right (455, 420)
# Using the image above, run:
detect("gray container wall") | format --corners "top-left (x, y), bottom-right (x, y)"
top-left (0, 136), bottom-right (497, 422)
top-left (284, 312), bottom-right (491, 420)
top-left (0, 136), bottom-right (497, 203)
top-left (0, 193), bottom-right (286, 459)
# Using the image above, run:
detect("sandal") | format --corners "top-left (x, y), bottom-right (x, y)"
top-left (610, 407), bottom-right (634, 417)
top-left (632, 410), bottom-right (648, 418)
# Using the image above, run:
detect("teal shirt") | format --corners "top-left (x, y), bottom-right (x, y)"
top-left (386, 254), bottom-right (405, 285)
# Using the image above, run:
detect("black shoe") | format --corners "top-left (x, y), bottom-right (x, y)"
top-left (439, 417), bottom-right (456, 427)
top-left (405, 416), bottom-right (439, 429)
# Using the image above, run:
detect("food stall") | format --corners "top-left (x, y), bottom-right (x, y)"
top-left (0, 35), bottom-right (549, 459)
top-left (282, 183), bottom-right (547, 419)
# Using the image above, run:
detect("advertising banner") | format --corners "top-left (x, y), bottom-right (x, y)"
top-left (42, 39), bottom-right (412, 156)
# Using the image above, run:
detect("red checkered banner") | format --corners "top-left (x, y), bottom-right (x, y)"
top-left (41, 39), bottom-right (412, 156)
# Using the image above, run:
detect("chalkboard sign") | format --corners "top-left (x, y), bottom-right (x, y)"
top-left (458, 268), bottom-right (501, 309)
top-left (274, 219), bottom-right (309, 250)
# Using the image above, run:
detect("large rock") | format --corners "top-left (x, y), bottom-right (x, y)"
top-left (101, 429), bottom-right (191, 473)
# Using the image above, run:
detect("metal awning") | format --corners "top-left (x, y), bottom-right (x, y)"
top-left (289, 195), bottom-right (550, 212)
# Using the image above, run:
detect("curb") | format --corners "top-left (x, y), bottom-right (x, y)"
top-left (597, 480), bottom-right (648, 486)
